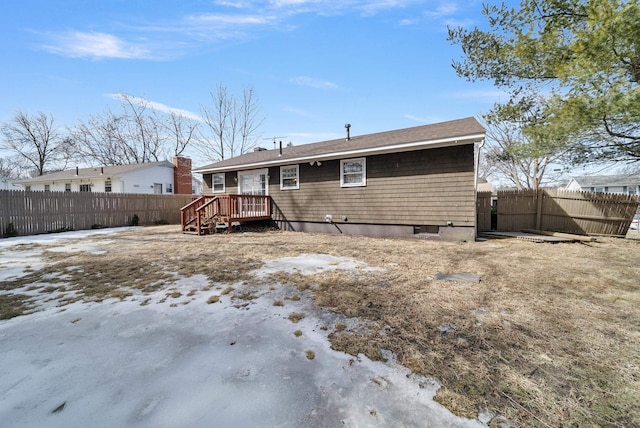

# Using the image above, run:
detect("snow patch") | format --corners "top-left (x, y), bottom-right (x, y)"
top-left (257, 253), bottom-right (383, 278)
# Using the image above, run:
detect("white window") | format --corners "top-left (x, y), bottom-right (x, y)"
top-left (166, 183), bottom-right (173, 193)
top-left (280, 165), bottom-right (299, 190)
top-left (340, 158), bottom-right (366, 187)
top-left (80, 184), bottom-right (91, 192)
top-left (212, 173), bottom-right (225, 193)
top-left (65, 183), bottom-right (71, 192)
top-left (44, 185), bottom-right (50, 192)
top-left (105, 179), bottom-right (112, 193)
top-left (238, 169), bottom-right (268, 195)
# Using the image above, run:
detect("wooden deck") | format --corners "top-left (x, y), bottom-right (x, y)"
top-left (181, 194), bottom-right (271, 235)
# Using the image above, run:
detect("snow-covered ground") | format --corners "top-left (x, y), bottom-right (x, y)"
top-left (0, 229), bottom-right (485, 427)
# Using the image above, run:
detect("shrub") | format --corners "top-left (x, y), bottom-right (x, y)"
top-left (4, 223), bottom-right (18, 238)
top-left (131, 214), bottom-right (139, 226)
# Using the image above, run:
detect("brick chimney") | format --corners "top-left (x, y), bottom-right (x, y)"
top-left (173, 157), bottom-right (193, 194)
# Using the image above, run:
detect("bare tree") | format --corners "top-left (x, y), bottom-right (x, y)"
top-left (70, 109), bottom-right (131, 165)
top-left (481, 120), bottom-right (566, 190)
top-left (1, 111), bottom-right (72, 176)
top-left (117, 93), bottom-right (165, 163)
top-left (71, 93), bottom-right (191, 166)
top-left (163, 111), bottom-right (199, 158)
top-left (199, 84), bottom-right (232, 161)
top-left (0, 156), bottom-right (20, 180)
top-left (238, 86), bottom-right (265, 155)
top-left (480, 97), bottom-right (571, 190)
top-left (198, 84), bottom-right (265, 162)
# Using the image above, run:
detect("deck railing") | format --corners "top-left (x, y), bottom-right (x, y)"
top-left (181, 194), bottom-right (271, 234)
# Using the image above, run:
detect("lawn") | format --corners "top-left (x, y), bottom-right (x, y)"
top-left (1, 225), bottom-right (639, 427)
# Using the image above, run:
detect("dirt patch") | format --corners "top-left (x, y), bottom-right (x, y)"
top-left (1, 225), bottom-right (639, 426)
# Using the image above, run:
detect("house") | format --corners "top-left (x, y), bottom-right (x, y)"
top-left (563, 174), bottom-right (640, 196)
top-left (13, 157), bottom-right (193, 194)
top-left (192, 117), bottom-right (485, 240)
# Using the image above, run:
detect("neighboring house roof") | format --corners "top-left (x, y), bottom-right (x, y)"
top-left (568, 174), bottom-right (640, 188)
top-left (14, 161), bottom-right (175, 184)
top-left (194, 117), bottom-right (485, 173)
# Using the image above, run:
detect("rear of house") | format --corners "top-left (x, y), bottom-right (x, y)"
top-left (193, 117), bottom-right (485, 240)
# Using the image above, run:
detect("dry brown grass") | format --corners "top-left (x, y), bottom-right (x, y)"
top-left (287, 312), bottom-right (306, 323)
top-left (1, 225), bottom-right (639, 426)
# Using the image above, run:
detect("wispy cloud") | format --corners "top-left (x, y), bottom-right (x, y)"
top-left (185, 13), bottom-right (274, 25)
top-left (40, 1), bottom-right (445, 60)
top-left (359, 0), bottom-right (413, 15)
top-left (282, 106), bottom-right (320, 118)
top-left (449, 89), bottom-right (509, 102)
top-left (287, 131), bottom-right (341, 144)
top-left (108, 93), bottom-right (203, 121)
top-left (425, 3), bottom-right (458, 18)
top-left (290, 76), bottom-right (338, 90)
top-left (213, 1), bottom-right (252, 7)
top-left (270, 0), bottom-right (314, 7)
top-left (404, 114), bottom-right (447, 123)
top-left (41, 31), bottom-right (150, 60)
top-left (443, 17), bottom-right (477, 29)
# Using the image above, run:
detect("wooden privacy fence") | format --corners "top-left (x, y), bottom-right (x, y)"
top-left (494, 188), bottom-right (639, 236)
top-left (0, 190), bottom-right (193, 238)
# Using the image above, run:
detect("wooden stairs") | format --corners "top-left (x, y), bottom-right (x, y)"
top-left (181, 194), bottom-right (271, 235)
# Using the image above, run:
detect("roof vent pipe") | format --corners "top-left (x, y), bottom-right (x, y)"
top-left (100, 167), bottom-right (104, 175)
top-left (345, 123), bottom-right (351, 141)
top-left (279, 141), bottom-right (282, 156)
top-left (75, 167), bottom-right (79, 176)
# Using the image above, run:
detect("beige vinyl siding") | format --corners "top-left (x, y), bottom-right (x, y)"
top-left (202, 172), bottom-right (238, 194)
top-left (225, 173), bottom-right (238, 194)
top-left (270, 144), bottom-right (475, 227)
top-left (202, 174), bottom-right (212, 194)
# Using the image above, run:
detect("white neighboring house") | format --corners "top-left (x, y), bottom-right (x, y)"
top-left (563, 174), bottom-right (640, 196)
top-left (1, 180), bottom-right (22, 190)
top-left (191, 176), bottom-right (203, 195)
top-left (13, 159), bottom-right (191, 194)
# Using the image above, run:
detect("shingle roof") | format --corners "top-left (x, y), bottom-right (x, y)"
top-left (15, 161), bottom-right (175, 184)
top-left (571, 174), bottom-right (640, 187)
top-left (194, 117), bottom-right (485, 173)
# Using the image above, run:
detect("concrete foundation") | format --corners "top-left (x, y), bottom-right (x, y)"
top-left (274, 220), bottom-right (475, 241)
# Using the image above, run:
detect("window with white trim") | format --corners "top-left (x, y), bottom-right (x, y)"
top-left (280, 165), bottom-right (299, 190)
top-left (166, 183), bottom-right (173, 193)
top-left (340, 158), bottom-right (366, 187)
top-left (80, 184), bottom-right (91, 192)
top-left (212, 173), bottom-right (225, 193)
top-left (105, 179), bottom-right (112, 193)
top-left (44, 185), bottom-right (50, 192)
top-left (65, 183), bottom-right (71, 192)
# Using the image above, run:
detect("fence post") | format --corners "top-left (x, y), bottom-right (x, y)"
top-left (535, 189), bottom-right (543, 230)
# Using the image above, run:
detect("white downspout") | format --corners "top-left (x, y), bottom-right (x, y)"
top-left (474, 138), bottom-right (486, 240)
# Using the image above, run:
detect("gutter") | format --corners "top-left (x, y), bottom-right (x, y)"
top-left (474, 138), bottom-right (486, 240)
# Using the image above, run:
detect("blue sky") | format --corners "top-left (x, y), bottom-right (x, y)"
top-left (1, 0), bottom-right (507, 165)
